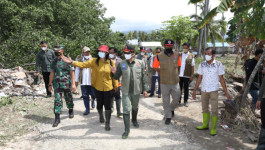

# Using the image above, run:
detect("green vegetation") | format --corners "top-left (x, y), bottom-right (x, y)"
top-left (0, 0), bottom-right (126, 70)
top-left (195, 55), bottom-right (245, 79)
top-left (0, 97), bottom-right (13, 107)
top-left (161, 16), bottom-right (199, 49)
top-left (0, 96), bottom-right (53, 146)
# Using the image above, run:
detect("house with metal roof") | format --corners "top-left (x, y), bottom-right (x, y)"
top-left (207, 42), bottom-right (235, 54)
top-left (138, 42), bottom-right (162, 50)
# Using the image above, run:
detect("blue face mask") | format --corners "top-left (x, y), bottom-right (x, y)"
top-left (98, 52), bottom-right (105, 58)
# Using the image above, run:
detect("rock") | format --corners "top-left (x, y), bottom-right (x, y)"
top-left (0, 92), bottom-right (7, 99)
top-left (14, 79), bottom-right (27, 87)
top-left (0, 67), bottom-right (45, 97)
top-left (11, 72), bottom-right (26, 80)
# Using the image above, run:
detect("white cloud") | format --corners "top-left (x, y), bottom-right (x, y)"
top-left (100, 0), bottom-right (234, 32)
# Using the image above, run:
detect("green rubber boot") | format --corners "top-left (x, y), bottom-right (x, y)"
top-left (122, 114), bottom-right (130, 139)
top-left (210, 116), bottom-right (218, 136)
top-left (132, 109), bottom-right (139, 128)
top-left (196, 113), bottom-right (210, 130)
top-left (116, 99), bottom-right (123, 117)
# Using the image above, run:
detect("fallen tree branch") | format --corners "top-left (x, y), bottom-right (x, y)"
top-left (241, 48), bottom-right (265, 107)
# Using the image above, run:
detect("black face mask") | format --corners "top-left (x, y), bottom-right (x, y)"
top-left (55, 52), bottom-right (62, 56)
top-left (165, 48), bottom-right (173, 54)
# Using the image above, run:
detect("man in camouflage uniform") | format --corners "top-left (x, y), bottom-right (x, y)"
top-left (48, 45), bottom-right (76, 127)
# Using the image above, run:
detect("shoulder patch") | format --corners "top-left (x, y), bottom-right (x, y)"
top-left (121, 63), bottom-right (127, 70)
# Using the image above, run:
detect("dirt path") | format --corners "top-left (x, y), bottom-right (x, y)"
top-left (3, 91), bottom-right (257, 150)
top-left (3, 92), bottom-right (203, 150)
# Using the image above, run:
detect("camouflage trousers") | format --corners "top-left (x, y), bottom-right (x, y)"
top-left (54, 88), bottom-right (74, 114)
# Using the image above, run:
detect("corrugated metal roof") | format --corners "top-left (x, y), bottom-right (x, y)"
top-left (207, 42), bottom-right (231, 47)
top-left (127, 39), bottom-right (138, 45)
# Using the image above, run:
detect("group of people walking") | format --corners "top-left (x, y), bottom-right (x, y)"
top-left (36, 39), bottom-right (233, 139)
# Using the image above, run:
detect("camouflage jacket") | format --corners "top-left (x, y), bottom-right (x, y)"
top-left (50, 58), bottom-right (75, 92)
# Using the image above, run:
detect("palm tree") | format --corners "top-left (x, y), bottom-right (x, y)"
top-left (190, 4), bottom-right (225, 52)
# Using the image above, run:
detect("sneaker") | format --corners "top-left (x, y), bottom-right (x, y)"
top-left (91, 99), bottom-right (95, 109)
top-left (184, 102), bottom-right (188, 107)
top-left (165, 118), bottom-right (171, 125)
top-left (149, 94), bottom-right (154, 97)
top-left (117, 113), bottom-right (123, 117)
top-left (158, 94), bottom-right (161, 98)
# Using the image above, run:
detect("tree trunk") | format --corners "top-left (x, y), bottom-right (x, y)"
top-left (221, 13), bottom-right (226, 56)
top-left (198, 28), bottom-right (203, 57)
top-left (241, 49), bottom-right (265, 107)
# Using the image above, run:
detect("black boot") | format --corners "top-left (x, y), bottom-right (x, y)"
top-left (165, 118), bottom-right (171, 125)
top-left (105, 110), bottom-right (111, 131)
top-left (122, 114), bottom-right (130, 139)
top-left (116, 99), bottom-right (123, 117)
top-left (132, 109), bottom-right (139, 128)
top-left (69, 109), bottom-right (74, 118)
top-left (52, 114), bottom-right (60, 127)
top-left (97, 109), bottom-right (105, 123)
top-left (111, 98), bottom-right (114, 114)
top-left (172, 111), bottom-right (175, 117)
top-left (257, 127), bottom-right (265, 150)
top-left (83, 99), bottom-right (90, 115)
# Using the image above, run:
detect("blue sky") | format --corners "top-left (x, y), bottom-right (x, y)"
top-left (100, 0), bottom-right (234, 32)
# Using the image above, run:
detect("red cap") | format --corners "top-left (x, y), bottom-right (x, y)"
top-left (98, 45), bottom-right (109, 53)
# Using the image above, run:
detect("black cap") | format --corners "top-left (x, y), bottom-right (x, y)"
top-left (124, 45), bottom-right (134, 53)
top-left (164, 39), bottom-right (174, 45)
top-left (182, 42), bottom-right (190, 47)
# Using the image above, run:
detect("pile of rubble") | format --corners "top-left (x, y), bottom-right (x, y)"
top-left (0, 67), bottom-right (46, 98)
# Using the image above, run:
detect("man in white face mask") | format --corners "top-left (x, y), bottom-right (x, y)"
top-left (136, 47), bottom-right (147, 66)
top-left (109, 47), bottom-right (123, 117)
top-left (110, 45), bottom-right (148, 139)
top-left (75, 46), bottom-right (96, 115)
top-left (179, 43), bottom-right (195, 107)
top-left (35, 41), bottom-right (56, 97)
top-left (192, 48), bottom-right (231, 136)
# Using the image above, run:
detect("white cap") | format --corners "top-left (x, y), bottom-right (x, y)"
top-left (82, 46), bottom-right (90, 52)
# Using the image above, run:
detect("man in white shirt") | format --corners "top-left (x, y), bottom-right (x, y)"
top-left (192, 48), bottom-right (231, 136)
top-left (75, 46), bottom-right (95, 115)
top-left (149, 47), bottom-right (161, 98)
top-left (179, 43), bottom-right (195, 107)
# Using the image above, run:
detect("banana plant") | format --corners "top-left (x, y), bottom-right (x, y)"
top-left (194, 0), bottom-right (256, 29)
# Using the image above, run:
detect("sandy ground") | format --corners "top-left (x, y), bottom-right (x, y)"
top-left (3, 89), bottom-right (257, 150)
